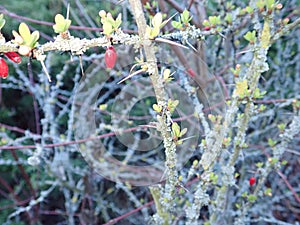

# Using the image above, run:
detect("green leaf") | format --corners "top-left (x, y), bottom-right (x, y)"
top-left (168, 99), bottom-right (179, 114)
top-left (53, 24), bottom-right (62, 33)
top-left (181, 9), bottom-right (192, 23)
top-left (256, 0), bottom-right (265, 9)
top-left (258, 104), bottom-right (266, 111)
top-left (153, 104), bottom-right (162, 113)
top-left (150, 26), bottom-right (160, 39)
top-left (179, 128), bottom-right (187, 137)
top-left (264, 188), bottom-right (272, 196)
top-left (202, 20), bottom-right (210, 27)
top-left (172, 122), bottom-right (181, 138)
top-left (53, 14), bottom-right (71, 33)
top-left (55, 14), bottom-right (65, 25)
top-left (245, 6), bottom-right (254, 14)
top-left (269, 157), bottom-right (279, 165)
top-left (256, 162), bottom-right (264, 168)
top-left (247, 194), bottom-right (257, 203)
top-left (277, 123), bottom-right (286, 132)
top-left (152, 12), bottom-right (163, 28)
top-left (64, 19), bottom-right (71, 30)
top-left (106, 16), bottom-right (115, 25)
top-left (265, 0), bottom-right (275, 9)
top-left (208, 16), bottom-right (221, 26)
top-left (225, 13), bottom-right (232, 24)
top-left (99, 104), bottom-right (107, 111)
top-left (171, 20), bottom-right (182, 29)
top-left (244, 30), bottom-right (256, 44)
top-left (268, 138), bottom-right (277, 147)
top-left (103, 22), bottom-right (113, 35)
top-left (19, 23), bottom-right (31, 44)
top-left (253, 87), bottom-right (266, 99)
top-left (29, 31), bottom-right (40, 47)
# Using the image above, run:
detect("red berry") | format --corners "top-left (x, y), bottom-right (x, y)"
top-left (105, 46), bottom-right (117, 69)
top-left (4, 52), bottom-right (22, 64)
top-left (187, 68), bottom-right (196, 77)
top-left (249, 177), bottom-right (256, 186)
top-left (0, 58), bottom-right (9, 79)
top-left (204, 26), bottom-right (211, 31)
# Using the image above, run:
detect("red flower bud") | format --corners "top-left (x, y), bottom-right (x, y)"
top-left (4, 52), bottom-right (22, 64)
top-left (249, 177), bottom-right (256, 186)
top-left (105, 46), bottom-right (117, 69)
top-left (0, 58), bottom-right (9, 79)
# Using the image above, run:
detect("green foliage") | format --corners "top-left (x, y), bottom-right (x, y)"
top-left (171, 9), bottom-right (192, 30)
top-left (53, 14), bottom-right (71, 34)
top-left (208, 15), bottom-right (221, 26)
top-left (0, 14), bottom-right (5, 30)
top-left (244, 30), bottom-right (257, 44)
top-left (99, 10), bottom-right (122, 36)
top-left (146, 12), bottom-right (163, 39)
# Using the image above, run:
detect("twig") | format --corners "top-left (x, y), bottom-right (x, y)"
top-left (277, 170), bottom-right (300, 204)
top-left (103, 201), bottom-right (154, 225)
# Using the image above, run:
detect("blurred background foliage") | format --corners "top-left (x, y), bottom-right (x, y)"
top-left (0, 0), bottom-right (300, 225)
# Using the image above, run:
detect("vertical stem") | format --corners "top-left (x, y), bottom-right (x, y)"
top-left (128, 0), bottom-right (178, 223)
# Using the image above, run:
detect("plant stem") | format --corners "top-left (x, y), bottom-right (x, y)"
top-left (128, 0), bottom-right (178, 223)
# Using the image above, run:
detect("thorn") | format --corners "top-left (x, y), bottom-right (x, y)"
top-left (40, 60), bottom-right (51, 82)
top-left (79, 55), bottom-right (85, 77)
top-left (66, 3), bottom-right (70, 20)
top-left (117, 69), bottom-right (145, 84)
top-left (154, 37), bottom-right (189, 49)
top-left (185, 39), bottom-right (197, 52)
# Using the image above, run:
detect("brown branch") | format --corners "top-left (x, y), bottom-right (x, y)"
top-left (277, 170), bottom-right (300, 204)
top-left (0, 176), bottom-right (33, 223)
top-left (103, 201), bottom-right (154, 225)
top-left (0, 122), bottom-right (28, 134)
top-left (10, 149), bottom-right (36, 198)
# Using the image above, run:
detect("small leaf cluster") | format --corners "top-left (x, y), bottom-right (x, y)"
top-left (53, 14), bottom-right (71, 34)
top-left (171, 9), bottom-right (192, 30)
top-left (240, 6), bottom-right (254, 16)
top-left (152, 99), bottom-right (178, 114)
top-left (253, 87), bottom-right (266, 99)
top-left (256, 0), bottom-right (282, 13)
top-left (167, 99), bottom-right (179, 114)
top-left (171, 122), bottom-right (187, 145)
top-left (12, 23), bottom-right (40, 56)
top-left (162, 68), bottom-right (174, 83)
top-left (146, 12), bottom-right (167, 39)
top-left (230, 64), bottom-right (241, 77)
top-left (244, 30), bottom-right (257, 44)
top-left (99, 10), bottom-right (122, 36)
top-left (202, 15), bottom-right (221, 30)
